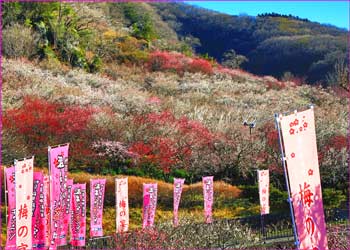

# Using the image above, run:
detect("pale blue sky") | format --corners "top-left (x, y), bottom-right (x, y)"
top-left (186, 1), bottom-right (349, 30)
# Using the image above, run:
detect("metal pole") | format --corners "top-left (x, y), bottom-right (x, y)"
top-left (48, 146), bottom-right (53, 248)
top-left (260, 214), bottom-right (265, 243)
top-left (257, 170), bottom-right (265, 243)
top-left (274, 113), bottom-right (300, 249)
top-left (4, 167), bottom-right (8, 226)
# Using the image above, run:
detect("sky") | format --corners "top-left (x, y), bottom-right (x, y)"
top-left (185, 1), bottom-right (349, 30)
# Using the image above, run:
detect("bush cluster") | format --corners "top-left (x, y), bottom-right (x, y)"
top-left (2, 23), bottom-right (39, 58)
top-left (147, 50), bottom-right (214, 75)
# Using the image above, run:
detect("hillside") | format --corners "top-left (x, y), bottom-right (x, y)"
top-left (152, 2), bottom-right (348, 85)
top-left (2, 57), bottom-right (347, 188)
top-left (1, 3), bottom-right (349, 248)
top-left (2, 2), bottom-right (348, 199)
top-left (2, 2), bottom-right (349, 87)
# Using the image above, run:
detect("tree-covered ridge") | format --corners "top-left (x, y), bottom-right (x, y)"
top-left (2, 2), bottom-right (348, 87)
top-left (152, 2), bottom-right (348, 85)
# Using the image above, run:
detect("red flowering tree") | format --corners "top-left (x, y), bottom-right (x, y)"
top-left (187, 58), bottom-right (214, 75)
top-left (248, 122), bottom-right (286, 187)
top-left (147, 51), bottom-right (213, 75)
top-left (318, 134), bottom-right (348, 189)
top-left (3, 96), bottom-right (95, 168)
top-left (129, 110), bottom-right (226, 176)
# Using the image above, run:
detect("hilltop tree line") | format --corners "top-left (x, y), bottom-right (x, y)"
top-left (257, 12), bottom-right (310, 22)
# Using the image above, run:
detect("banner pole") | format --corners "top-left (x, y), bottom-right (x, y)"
top-left (260, 214), bottom-right (265, 243)
top-left (257, 170), bottom-right (265, 243)
top-left (274, 113), bottom-right (299, 249)
top-left (4, 167), bottom-right (8, 226)
top-left (48, 146), bottom-right (53, 248)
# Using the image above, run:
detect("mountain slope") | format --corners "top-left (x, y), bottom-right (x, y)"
top-left (152, 2), bottom-right (348, 84)
top-left (2, 58), bottom-right (347, 187)
top-left (1, 2), bottom-right (348, 190)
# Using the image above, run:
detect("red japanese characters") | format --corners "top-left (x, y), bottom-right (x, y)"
top-left (15, 157), bottom-right (34, 250)
top-left (90, 179), bottom-right (106, 237)
top-left (280, 108), bottom-right (328, 250)
top-left (115, 178), bottom-right (129, 233)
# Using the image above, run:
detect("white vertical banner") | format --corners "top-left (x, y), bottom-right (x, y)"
top-left (173, 178), bottom-right (185, 227)
top-left (48, 144), bottom-right (69, 248)
top-left (43, 175), bottom-right (51, 248)
top-left (258, 170), bottom-right (270, 215)
top-left (15, 156), bottom-right (34, 250)
top-left (115, 178), bottom-right (129, 233)
top-left (202, 176), bottom-right (214, 223)
top-left (90, 178), bottom-right (106, 237)
top-left (279, 108), bottom-right (328, 250)
top-left (142, 183), bottom-right (158, 229)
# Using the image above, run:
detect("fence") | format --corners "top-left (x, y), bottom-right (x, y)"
top-left (231, 208), bottom-right (349, 242)
top-left (57, 208), bottom-right (349, 249)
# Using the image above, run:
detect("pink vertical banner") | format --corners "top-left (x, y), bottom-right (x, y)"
top-left (280, 108), bottom-right (328, 250)
top-left (5, 166), bottom-right (16, 250)
top-left (258, 170), bottom-right (270, 215)
top-left (173, 178), bottom-right (185, 227)
top-left (70, 183), bottom-right (87, 247)
top-left (58, 178), bottom-right (73, 245)
top-left (142, 183), bottom-right (158, 229)
top-left (48, 144), bottom-right (69, 248)
top-left (43, 175), bottom-right (51, 248)
top-left (115, 178), bottom-right (129, 233)
top-left (203, 176), bottom-right (214, 223)
top-left (90, 179), bottom-right (106, 237)
top-left (15, 156), bottom-right (34, 250)
top-left (32, 172), bottom-right (46, 249)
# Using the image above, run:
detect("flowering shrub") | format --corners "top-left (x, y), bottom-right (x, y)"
top-left (3, 96), bottom-right (94, 142)
top-left (187, 58), bottom-right (214, 75)
top-left (3, 96), bottom-right (95, 167)
top-left (318, 134), bottom-right (348, 190)
top-left (129, 137), bottom-right (188, 174)
top-left (129, 110), bottom-right (218, 174)
top-left (257, 122), bottom-right (284, 176)
top-left (147, 50), bottom-right (213, 75)
top-left (93, 140), bottom-right (135, 159)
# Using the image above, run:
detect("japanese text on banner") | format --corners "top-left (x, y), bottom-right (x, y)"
top-left (15, 157), bottom-right (34, 250)
top-left (90, 179), bottom-right (106, 237)
top-left (32, 172), bottom-right (46, 249)
top-left (142, 183), bottom-right (158, 229)
top-left (280, 108), bottom-right (328, 250)
top-left (258, 170), bottom-right (270, 215)
top-left (70, 184), bottom-right (86, 247)
top-left (5, 166), bottom-right (16, 250)
top-left (203, 176), bottom-right (213, 223)
top-left (48, 144), bottom-right (69, 248)
top-left (173, 178), bottom-right (185, 227)
top-left (115, 178), bottom-right (129, 233)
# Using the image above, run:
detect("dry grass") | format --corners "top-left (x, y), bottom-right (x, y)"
top-left (68, 172), bottom-right (241, 210)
